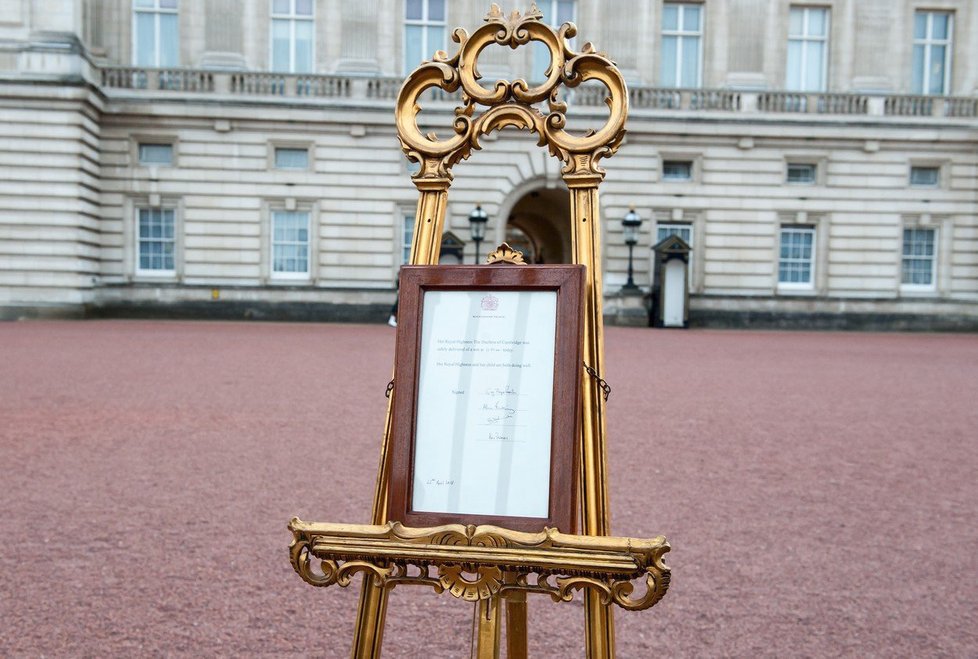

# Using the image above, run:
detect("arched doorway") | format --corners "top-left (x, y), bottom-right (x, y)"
top-left (500, 185), bottom-right (571, 264)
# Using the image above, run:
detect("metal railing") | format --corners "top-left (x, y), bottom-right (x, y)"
top-left (97, 66), bottom-right (977, 118)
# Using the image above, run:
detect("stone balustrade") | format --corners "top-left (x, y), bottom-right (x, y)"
top-left (98, 66), bottom-right (977, 119)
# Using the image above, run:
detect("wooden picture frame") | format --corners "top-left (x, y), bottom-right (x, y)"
top-left (387, 264), bottom-right (585, 533)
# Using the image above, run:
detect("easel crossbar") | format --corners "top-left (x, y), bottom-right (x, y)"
top-left (290, 519), bottom-right (670, 612)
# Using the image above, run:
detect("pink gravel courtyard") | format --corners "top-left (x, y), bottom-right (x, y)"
top-left (1, 320), bottom-right (977, 657)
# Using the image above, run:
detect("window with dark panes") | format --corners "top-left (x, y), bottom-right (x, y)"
top-left (662, 160), bottom-right (693, 181)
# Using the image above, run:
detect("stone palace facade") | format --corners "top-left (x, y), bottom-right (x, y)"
top-left (1, 0), bottom-right (976, 328)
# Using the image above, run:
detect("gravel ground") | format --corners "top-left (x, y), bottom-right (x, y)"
top-left (1, 320), bottom-right (976, 658)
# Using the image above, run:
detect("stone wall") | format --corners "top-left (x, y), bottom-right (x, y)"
top-left (0, 0), bottom-right (975, 326)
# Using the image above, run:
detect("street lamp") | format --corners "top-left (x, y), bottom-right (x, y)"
top-left (622, 205), bottom-right (642, 290)
top-left (468, 204), bottom-right (489, 264)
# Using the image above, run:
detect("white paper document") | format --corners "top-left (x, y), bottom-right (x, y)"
top-left (412, 289), bottom-right (557, 519)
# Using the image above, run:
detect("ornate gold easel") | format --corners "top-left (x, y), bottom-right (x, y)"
top-left (289, 6), bottom-right (670, 657)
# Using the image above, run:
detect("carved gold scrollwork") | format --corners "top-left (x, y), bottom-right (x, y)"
top-left (439, 565), bottom-right (504, 601)
top-left (289, 519), bottom-right (670, 612)
top-left (291, 535), bottom-right (394, 588)
top-left (486, 242), bottom-right (527, 264)
top-left (290, 536), bottom-right (336, 587)
top-left (395, 2), bottom-right (628, 183)
top-left (611, 543), bottom-right (672, 611)
top-left (458, 4), bottom-right (565, 106)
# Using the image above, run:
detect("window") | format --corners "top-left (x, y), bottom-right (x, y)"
top-left (402, 213), bottom-right (415, 264)
top-left (786, 6), bottom-right (828, 91)
top-left (133, 0), bottom-right (179, 67)
top-left (662, 160), bottom-right (693, 181)
top-left (136, 207), bottom-right (176, 274)
top-left (910, 165), bottom-right (939, 187)
top-left (138, 142), bottom-right (173, 166)
top-left (661, 3), bottom-right (702, 87)
top-left (404, 0), bottom-right (446, 74)
top-left (531, 0), bottom-right (576, 82)
top-left (271, 210), bottom-right (310, 278)
top-left (271, 0), bottom-right (314, 73)
top-left (786, 162), bottom-right (817, 184)
top-left (901, 227), bottom-right (936, 288)
top-left (912, 11), bottom-right (952, 95)
top-left (274, 147), bottom-right (309, 170)
top-left (778, 226), bottom-right (815, 287)
top-left (656, 223), bottom-right (693, 246)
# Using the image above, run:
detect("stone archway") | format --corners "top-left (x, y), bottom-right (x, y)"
top-left (500, 185), bottom-right (571, 264)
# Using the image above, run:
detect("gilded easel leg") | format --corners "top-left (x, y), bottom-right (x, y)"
top-left (583, 593), bottom-right (615, 659)
top-left (351, 184), bottom-right (450, 658)
top-left (351, 578), bottom-right (388, 659)
top-left (567, 181), bottom-right (617, 659)
top-left (471, 596), bottom-right (502, 659)
top-left (504, 572), bottom-right (528, 659)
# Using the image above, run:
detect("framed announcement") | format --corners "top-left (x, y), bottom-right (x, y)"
top-left (387, 264), bottom-right (585, 533)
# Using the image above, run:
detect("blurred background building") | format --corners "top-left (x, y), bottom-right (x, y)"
top-left (1, 0), bottom-right (976, 328)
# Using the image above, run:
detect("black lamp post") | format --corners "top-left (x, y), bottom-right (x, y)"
top-left (468, 204), bottom-right (489, 264)
top-left (622, 205), bottom-right (642, 290)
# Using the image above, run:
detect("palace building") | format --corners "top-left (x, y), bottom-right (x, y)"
top-left (1, 0), bottom-right (976, 328)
